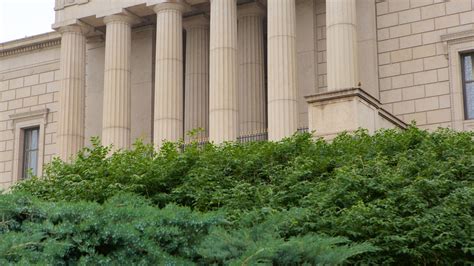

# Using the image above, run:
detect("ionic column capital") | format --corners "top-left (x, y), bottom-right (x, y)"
top-left (152, 1), bottom-right (188, 13)
top-left (238, 2), bottom-right (266, 19)
top-left (183, 14), bottom-right (209, 30)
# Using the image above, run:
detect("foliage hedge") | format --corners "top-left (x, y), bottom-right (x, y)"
top-left (7, 127), bottom-right (474, 264)
top-left (0, 193), bottom-right (373, 265)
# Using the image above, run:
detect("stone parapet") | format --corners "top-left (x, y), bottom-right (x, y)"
top-left (306, 88), bottom-right (407, 139)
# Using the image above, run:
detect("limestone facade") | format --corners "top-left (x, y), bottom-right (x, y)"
top-left (1, 0), bottom-right (474, 188)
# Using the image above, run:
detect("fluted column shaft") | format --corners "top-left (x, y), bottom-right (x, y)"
top-left (154, 3), bottom-right (185, 147)
top-left (238, 3), bottom-right (266, 135)
top-left (184, 15), bottom-right (209, 142)
top-left (102, 15), bottom-right (133, 150)
top-left (57, 25), bottom-right (87, 161)
top-left (209, 0), bottom-right (238, 143)
top-left (326, 0), bottom-right (359, 90)
top-left (267, 0), bottom-right (298, 141)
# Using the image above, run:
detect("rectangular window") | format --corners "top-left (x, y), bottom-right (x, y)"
top-left (22, 127), bottom-right (39, 179)
top-left (462, 52), bottom-right (474, 119)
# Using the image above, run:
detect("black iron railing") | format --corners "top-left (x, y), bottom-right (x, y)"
top-left (182, 127), bottom-right (310, 149)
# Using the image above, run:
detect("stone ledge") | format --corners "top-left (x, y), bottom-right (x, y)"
top-left (305, 88), bottom-right (407, 139)
top-left (0, 32), bottom-right (61, 58)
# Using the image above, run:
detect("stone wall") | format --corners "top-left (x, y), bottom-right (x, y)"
top-left (376, 0), bottom-right (474, 130)
top-left (0, 33), bottom-right (61, 189)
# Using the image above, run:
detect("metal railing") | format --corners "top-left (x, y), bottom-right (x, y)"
top-left (182, 127), bottom-right (310, 149)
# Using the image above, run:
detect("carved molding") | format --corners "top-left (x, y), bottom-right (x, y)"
top-left (55, 0), bottom-right (89, 11)
top-left (0, 38), bottom-right (60, 57)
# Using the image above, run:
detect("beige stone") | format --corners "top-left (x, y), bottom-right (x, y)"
top-left (391, 48), bottom-right (412, 63)
top-left (402, 85), bottom-right (425, 100)
top-left (57, 25), bottom-right (87, 161)
top-left (183, 15), bottom-right (209, 142)
top-left (393, 100), bottom-right (415, 115)
top-left (401, 59), bottom-right (424, 74)
top-left (390, 24), bottom-right (411, 38)
top-left (209, 0), bottom-right (239, 143)
top-left (399, 8), bottom-right (421, 24)
top-left (425, 81), bottom-right (449, 96)
top-left (102, 14), bottom-right (136, 150)
top-left (412, 19), bottom-right (435, 34)
top-left (427, 108), bottom-right (451, 123)
top-left (381, 89), bottom-right (402, 103)
top-left (378, 39), bottom-right (400, 53)
top-left (413, 44), bottom-right (436, 59)
top-left (446, 0), bottom-right (472, 14)
top-left (24, 75), bottom-right (39, 86)
top-left (410, 0), bottom-right (434, 8)
top-left (389, 0), bottom-right (410, 12)
top-left (238, 3), bottom-right (266, 135)
top-left (415, 96), bottom-right (439, 111)
top-left (392, 74), bottom-right (414, 89)
top-left (377, 13), bottom-right (399, 28)
top-left (414, 70), bottom-right (438, 85)
top-left (435, 14), bottom-right (460, 29)
top-left (268, 0), bottom-right (298, 140)
top-left (400, 34), bottom-right (422, 49)
top-left (379, 63), bottom-right (401, 78)
top-left (423, 55), bottom-right (448, 70)
top-left (153, 3), bottom-right (185, 146)
top-left (421, 3), bottom-right (446, 19)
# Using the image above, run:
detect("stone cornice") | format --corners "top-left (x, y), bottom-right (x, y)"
top-left (441, 29), bottom-right (474, 43)
top-left (0, 32), bottom-right (61, 58)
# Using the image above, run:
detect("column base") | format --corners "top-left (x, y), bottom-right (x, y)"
top-left (305, 88), bottom-right (406, 139)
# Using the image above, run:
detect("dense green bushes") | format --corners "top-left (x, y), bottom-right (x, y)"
top-left (7, 127), bottom-right (474, 264)
top-left (0, 193), bottom-right (373, 265)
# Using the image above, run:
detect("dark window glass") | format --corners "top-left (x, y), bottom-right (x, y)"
top-left (22, 127), bottom-right (39, 179)
top-left (462, 53), bottom-right (474, 119)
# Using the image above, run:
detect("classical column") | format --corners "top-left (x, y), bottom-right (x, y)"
top-left (153, 2), bottom-right (186, 147)
top-left (209, 0), bottom-right (238, 143)
top-left (238, 3), bottom-right (266, 136)
top-left (57, 25), bottom-right (88, 161)
top-left (267, 0), bottom-right (298, 141)
top-left (102, 14), bottom-right (134, 150)
top-left (326, 0), bottom-right (359, 90)
top-left (183, 15), bottom-right (210, 142)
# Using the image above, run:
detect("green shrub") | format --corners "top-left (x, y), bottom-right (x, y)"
top-left (12, 127), bottom-right (474, 264)
top-left (0, 193), bottom-right (373, 265)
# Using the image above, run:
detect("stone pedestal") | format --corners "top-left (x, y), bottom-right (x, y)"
top-left (57, 25), bottom-right (88, 160)
top-left (326, 0), bottom-right (359, 90)
top-left (184, 15), bottom-right (209, 142)
top-left (153, 2), bottom-right (186, 147)
top-left (209, 0), bottom-right (238, 143)
top-left (306, 88), bottom-right (406, 139)
top-left (238, 3), bottom-right (266, 136)
top-left (102, 14), bottom-right (134, 150)
top-left (267, 0), bottom-right (298, 141)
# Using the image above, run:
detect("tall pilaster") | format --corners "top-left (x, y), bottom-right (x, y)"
top-left (183, 15), bottom-right (210, 142)
top-left (238, 3), bottom-right (266, 135)
top-left (153, 2), bottom-right (186, 147)
top-left (209, 0), bottom-right (238, 143)
top-left (267, 0), bottom-right (298, 141)
top-left (57, 25), bottom-right (88, 161)
top-left (326, 0), bottom-right (359, 90)
top-left (102, 14), bottom-right (134, 150)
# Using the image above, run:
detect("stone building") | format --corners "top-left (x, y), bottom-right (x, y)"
top-left (0, 0), bottom-right (473, 189)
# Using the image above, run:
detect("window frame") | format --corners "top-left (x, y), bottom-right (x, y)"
top-left (461, 52), bottom-right (474, 120)
top-left (9, 109), bottom-right (49, 183)
top-left (442, 29), bottom-right (474, 131)
top-left (21, 126), bottom-right (40, 179)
